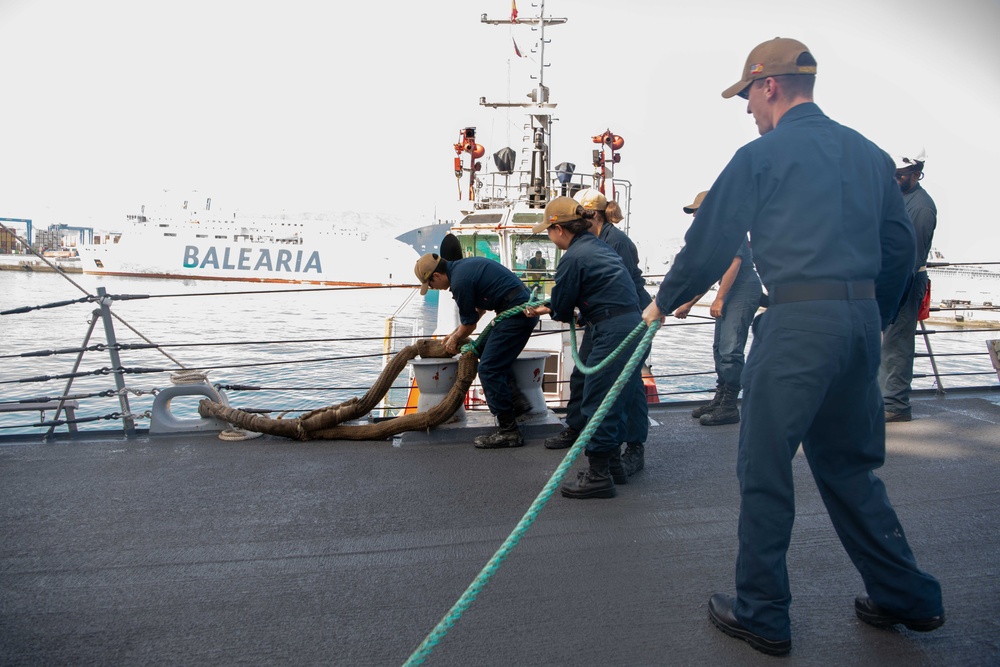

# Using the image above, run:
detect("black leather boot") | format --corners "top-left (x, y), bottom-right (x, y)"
top-left (474, 412), bottom-right (525, 449)
top-left (692, 381), bottom-right (724, 418)
top-left (544, 426), bottom-right (579, 450)
top-left (621, 442), bottom-right (645, 476)
top-left (609, 449), bottom-right (628, 485)
top-left (561, 452), bottom-right (616, 499)
top-left (700, 385), bottom-right (740, 426)
top-left (507, 377), bottom-right (533, 417)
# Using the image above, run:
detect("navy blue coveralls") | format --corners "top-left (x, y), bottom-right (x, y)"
top-left (550, 232), bottom-right (642, 456)
top-left (564, 224), bottom-right (652, 444)
top-left (446, 257), bottom-right (538, 417)
top-left (880, 183), bottom-right (937, 417)
top-left (653, 103), bottom-right (942, 641)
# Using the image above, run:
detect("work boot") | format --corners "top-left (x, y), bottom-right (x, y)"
top-left (544, 427), bottom-right (579, 450)
top-left (700, 385), bottom-right (740, 426)
top-left (508, 377), bottom-right (533, 417)
top-left (474, 412), bottom-right (525, 449)
top-left (692, 381), bottom-right (724, 418)
top-left (621, 442), bottom-right (645, 476)
top-left (609, 449), bottom-right (628, 485)
top-left (561, 453), bottom-right (616, 499)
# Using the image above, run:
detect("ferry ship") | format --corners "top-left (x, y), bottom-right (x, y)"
top-left (76, 193), bottom-right (419, 285)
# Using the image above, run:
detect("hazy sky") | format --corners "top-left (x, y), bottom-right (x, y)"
top-left (2, 0), bottom-right (998, 264)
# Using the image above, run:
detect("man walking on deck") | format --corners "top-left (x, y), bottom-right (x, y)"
top-left (642, 38), bottom-right (943, 656)
top-left (880, 153), bottom-right (937, 422)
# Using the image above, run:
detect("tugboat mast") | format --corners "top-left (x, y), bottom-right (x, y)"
top-left (480, 1), bottom-right (568, 208)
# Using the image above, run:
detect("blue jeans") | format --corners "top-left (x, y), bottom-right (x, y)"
top-left (477, 313), bottom-right (538, 416)
top-left (735, 299), bottom-right (942, 640)
top-left (713, 279), bottom-right (761, 388)
top-left (879, 271), bottom-right (928, 415)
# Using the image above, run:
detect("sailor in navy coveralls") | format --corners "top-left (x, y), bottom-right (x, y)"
top-left (545, 188), bottom-right (652, 477)
top-left (414, 253), bottom-right (537, 449)
top-left (642, 38), bottom-right (944, 655)
top-left (526, 197), bottom-right (643, 499)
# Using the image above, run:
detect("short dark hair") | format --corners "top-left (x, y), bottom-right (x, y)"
top-left (774, 52), bottom-right (816, 97)
top-left (434, 257), bottom-right (447, 274)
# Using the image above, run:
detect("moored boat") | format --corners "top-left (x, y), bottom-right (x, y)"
top-left (408, 1), bottom-right (656, 412)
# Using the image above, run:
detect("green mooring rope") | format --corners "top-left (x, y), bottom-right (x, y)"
top-left (567, 314), bottom-right (648, 375)
top-left (402, 319), bottom-right (660, 666)
top-left (460, 298), bottom-right (551, 358)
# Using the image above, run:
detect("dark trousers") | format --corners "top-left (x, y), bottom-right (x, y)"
top-left (565, 324), bottom-right (649, 444)
top-left (734, 299), bottom-right (942, 640)
top-left (879, 271), bottom-right (928, 415)
top-left (713, 279), bottom-right (762, 388)
top-left (575, 314), bottom-right (644, 455)
top-left (478, 314), bottom-right (538, 416)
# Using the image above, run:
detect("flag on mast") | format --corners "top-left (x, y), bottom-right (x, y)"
top-left (512, 37), bottom-right (523, 58)
top-left (511, 0), bottom-right (518, 23)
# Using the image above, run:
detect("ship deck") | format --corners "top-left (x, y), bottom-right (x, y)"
top-left (2, 391), bottom-right (999, 666)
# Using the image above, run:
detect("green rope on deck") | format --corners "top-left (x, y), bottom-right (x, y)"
top-left (460, 298), bottom-right (551, 358)
top-left (567, 314), bottom-right (647, 375)
top-left (402, 320), bottom-right (660, 667)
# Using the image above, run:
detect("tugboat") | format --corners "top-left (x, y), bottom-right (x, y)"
top-left (406, 0), bottom-right (656, 413)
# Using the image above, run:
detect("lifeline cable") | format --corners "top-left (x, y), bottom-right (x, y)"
top-left (402, 320), bottom-right (660, 666)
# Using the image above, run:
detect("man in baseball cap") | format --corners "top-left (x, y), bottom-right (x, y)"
top-left (721, 37), bottom-right (817, 100)
top-left (644, 37), bottom-right (943, 655)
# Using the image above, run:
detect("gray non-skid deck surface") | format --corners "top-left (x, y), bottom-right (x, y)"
top-left (2, 395), bottom-right (998, 666)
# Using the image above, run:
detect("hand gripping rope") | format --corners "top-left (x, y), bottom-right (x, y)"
top-left (403, 316), bottom-right (660, 666)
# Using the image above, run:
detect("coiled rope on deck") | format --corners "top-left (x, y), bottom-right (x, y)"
top-left (402, 320), bottom-right (660, 667)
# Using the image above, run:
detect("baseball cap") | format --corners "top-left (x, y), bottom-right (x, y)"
top-left (532, 197), bottom-right (581, 233)
top-left (575, 188), bottom-right (608, 211)
top-left (722, 37), bottom-right (816, 100)
top-left (683, 191), bottom-right (709, 214)
top-left (414, 253), bottom-right (441, 295)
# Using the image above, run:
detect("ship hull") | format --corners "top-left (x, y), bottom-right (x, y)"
top-left (78, 224), bottom-right (418, 286)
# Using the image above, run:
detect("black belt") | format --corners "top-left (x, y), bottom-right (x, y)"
top-left (496, 286), bottom-right (529, 313)
top-left (585, 305), bottom-right (638, 326)
top-left (769, 281), bottom-right (875, 305)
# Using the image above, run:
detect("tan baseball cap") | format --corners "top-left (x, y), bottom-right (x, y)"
top-left (414, 253), bottom-right (441, 295)
top-left (575, 188), bottom-right (608, 211)
top-left (532, 196), bottom-right (581, 233)
top-left (722, 37), bottom-right (816, 100)
top-left (683, 191), bottom-right (709, 214)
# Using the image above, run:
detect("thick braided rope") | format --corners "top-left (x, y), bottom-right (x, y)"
top-left (402, 320), bottom-right (660, 666)
top-left (567, 315), bottom-right (647, 375)
top-left (460, 298), bottom-right (551, 358)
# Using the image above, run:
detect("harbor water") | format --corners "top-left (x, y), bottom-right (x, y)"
top-left (1, 270), bottom-right (996, 436)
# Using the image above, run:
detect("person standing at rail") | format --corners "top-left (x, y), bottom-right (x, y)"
top-left (672, 190), bottom-right (762, 426)
top-left (642, 38), bottom-right (943, 655)
top-left (414, 253), bottom-right (538, 449)
top-left (544, 188), bottom-right (652, 477)
top-left (880, 153), bottom-right (937, 422)
top-left (526, 196), bottom-right (643, 499)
